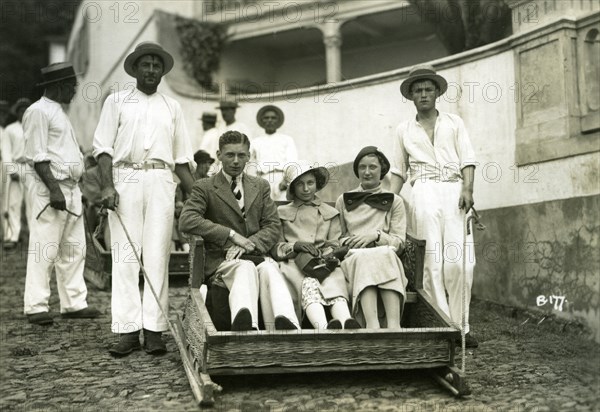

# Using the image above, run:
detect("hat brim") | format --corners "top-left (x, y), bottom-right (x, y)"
top-left (36, 72), bottom-right (80, 87)
top-left (286, 166), bottom-right (329, 201)
top-left (400, 73), bottom-right (448, 100)
top-left (216, 103), bottom-right (240, 109)
top-left (124, 48), bottom-right (174, 77)
top-left (256, 105), bottom-right (284, 129)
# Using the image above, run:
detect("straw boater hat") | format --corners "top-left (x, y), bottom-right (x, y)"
top-left (199, 111), bottom-right (217, 122)
top-left (10, 98), bottom-right (32, 115)
top-left (400, 64), bottom-right (448, 100)
top-left (256, 104), bottom-right (285, 129)
top-left (37, 62), bottom-right (79, 86)
top-left (353, 146), bottom-right (391, 180)
top-left (284, 160), bottom-right (330, 201)
top-left (216, 100), bottom-right (240, 110)
top-left (123, 41), bottom-right (174, 77)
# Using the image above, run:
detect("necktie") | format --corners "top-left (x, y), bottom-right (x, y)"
top-left (343, 192), bottom-right (394, 212)
top-left (231, 177), bottom-right (245, 217)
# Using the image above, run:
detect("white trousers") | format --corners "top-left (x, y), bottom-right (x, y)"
top-left (217, 258), bottom-right (300, 330)
top-left (109, 168), bottom-right (176, 333)
top-left (24, 180), bottom-right (88, 314)
top-left (410, 180), bottom-right (475, 333)
top-left (3, 177), bottom-right (22, 242)
top-left (217, 259), bottom-right (260, 329)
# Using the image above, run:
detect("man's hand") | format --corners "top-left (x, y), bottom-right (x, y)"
top-left (49, 188), bottom-right (66, 210)
top-left (101, 186), bottom-right (119, 210)
top-left (293, 241), bottom-right (319, 256)
top-left (345, 233), bottom-right (378, 249)
top-left (226, 245), bottom-right (246, 260)
top-left (230, 232), bottom-right (256, 253)
top-left (458, 189), bottom-right (474, 213)
top-left (278, 180), bottom-right (288, 192)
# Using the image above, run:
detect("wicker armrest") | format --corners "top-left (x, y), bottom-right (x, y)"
top-left (188, 235), bottom-right (206, 289)
top-left (401, 233), bottom-right (426, 291)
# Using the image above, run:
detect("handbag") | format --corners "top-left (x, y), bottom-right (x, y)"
top-left (294, 245), bottom-right (348, 283)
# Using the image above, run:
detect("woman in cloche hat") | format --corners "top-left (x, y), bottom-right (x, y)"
top-left (335, 146), bottom-right (409, 329)
top-left (270, 161), bottom-right (360, 330)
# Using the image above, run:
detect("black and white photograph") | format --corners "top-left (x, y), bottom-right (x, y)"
top-left (1, 0), bottom-right (599, 411)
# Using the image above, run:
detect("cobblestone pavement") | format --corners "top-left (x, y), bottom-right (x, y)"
top-left (1, 246), bottom-right (598, 412)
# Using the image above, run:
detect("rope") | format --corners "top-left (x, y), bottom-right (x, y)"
top-left (35, 203), bottom-right (80, 220)
top-left (461, 207), bottom-right (485, 372)
top-left (113, 211), bottom-right (176, 337)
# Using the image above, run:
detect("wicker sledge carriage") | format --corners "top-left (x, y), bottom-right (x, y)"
top-left (83, 212), bottom-right (190, 290)
top-left (175, 232), bottom-right (471, 406)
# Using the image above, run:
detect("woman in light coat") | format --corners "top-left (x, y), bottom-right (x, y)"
top-left (335, 146), bottom-right (408, 329)
top-left (272, 161), bottom-right (359, 329)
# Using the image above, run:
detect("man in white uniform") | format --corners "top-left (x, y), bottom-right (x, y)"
top-left (197, 111), bottom-right (221, 175)
top-left (217, 100), bottom-right (251, 139)
top-left (0, 100), bottom-right (10, 243)
top-left (23, 62), bottom-right (100, 325)
top-left (94, 42), bottom-right (195, 357)
top-left (390, 65), bottom-right (478, 348)
top-left (2, 98), bottom-right (32, 248)
top-left (250, 105), bottom-right (298, 200)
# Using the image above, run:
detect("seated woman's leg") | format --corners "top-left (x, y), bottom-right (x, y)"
top-left (360, 286), bottom-right (380, 329)
top-left (381, 289), bottom-right (402, 329)
top-left (305, 303), bottom-right (328, 330)
top-left (330, 300), bottom-right (361, 329)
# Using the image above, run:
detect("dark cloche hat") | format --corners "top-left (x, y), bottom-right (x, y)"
top-left (353, 146), bottom-right (391, 180)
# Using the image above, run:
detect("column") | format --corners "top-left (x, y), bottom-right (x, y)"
top-left (322, 20), bottom-right (342, 84)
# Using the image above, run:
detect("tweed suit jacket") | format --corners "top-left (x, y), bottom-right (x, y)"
top-left (179, 171), bottom-right (281, 278)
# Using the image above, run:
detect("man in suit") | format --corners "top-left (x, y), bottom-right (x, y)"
top-left (179, 131), bottom-right (299, 331)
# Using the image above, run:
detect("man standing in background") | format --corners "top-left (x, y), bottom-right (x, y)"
top-left (23, 62), bottom-right (100, 325)
top-left (217, 100), bottom-right (252, 139)
top-left (250, 105), bottom-right (298, 200)
top-left (2, 98), bottom-right (32, 248)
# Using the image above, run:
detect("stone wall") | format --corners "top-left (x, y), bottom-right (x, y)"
top-left (473, 195), bottom-right (600, 342)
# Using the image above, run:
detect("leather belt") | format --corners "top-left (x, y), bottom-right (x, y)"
top-left (118, 162), bottom-right (167, 170)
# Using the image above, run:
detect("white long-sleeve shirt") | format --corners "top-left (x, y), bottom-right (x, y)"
top-left (23, 97), bottom-right (84, 181)
top-left (391, 111), bottom-right (477, 184)
top-left (93, 89), bottom-right (194, 169)
top-left (250, 132), bottom-right (298, 174)
top-left (3, 121), bottom-right (26, 165)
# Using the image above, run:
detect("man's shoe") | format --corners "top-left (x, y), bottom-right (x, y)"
top-left (27, 312), bottom-right (53, 325)
top-left (275, 316), bottom-right (298, 331)
top-left (326, 319), bottom-right (342, 329)
top-left (61, 307), bottom-right (101, 319)
top-left (109, 332), bottom-right (141, 357)
top-left (231, 308), bottom-right (253, 331)
top-left (344, 318), bottom-right (361, 329)
top-left (143, 329), bottom-right (167, 355)
top-left (456, 333), bottom-right (479, 348)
